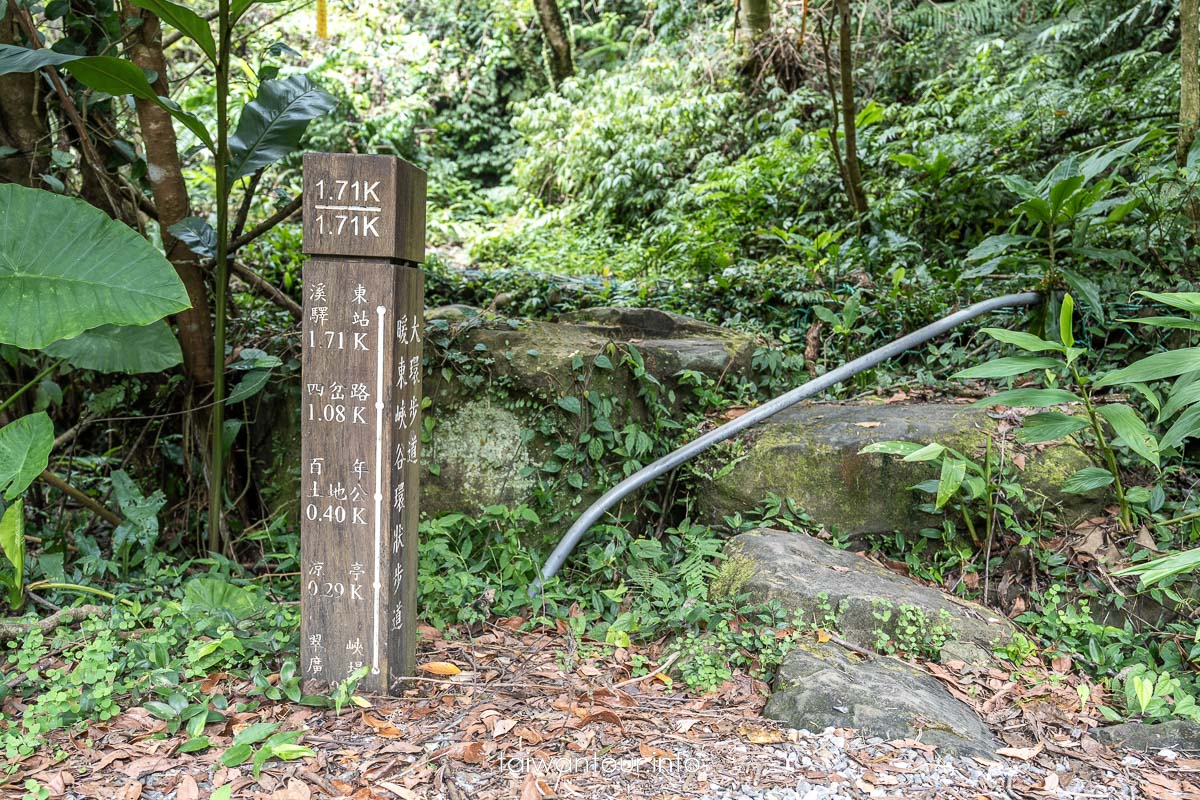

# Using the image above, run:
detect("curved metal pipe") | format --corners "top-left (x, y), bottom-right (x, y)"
top-left (529, 291), bottom-right (1042, 597)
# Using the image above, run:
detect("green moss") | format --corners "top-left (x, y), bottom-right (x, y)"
top-left (425, 400), bottom-right (534, 510)
top-left (708, 553), bottom-right (757, 600)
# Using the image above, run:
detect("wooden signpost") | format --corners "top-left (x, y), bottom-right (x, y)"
top-left (300, 153), bottom-right (426, 694)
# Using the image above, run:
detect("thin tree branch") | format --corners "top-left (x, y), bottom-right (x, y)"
top-left (230, 194), bottom-right (301, 252)
top-left (0, 604), bottom-right (106, 641)
top-left (232, 260), bottom-right (302, 318)
top-left (199, 257), bottom-right (301, 318)
top-left (231, 168), bottom-right (265, 243)
top-left (15, 9), bottom-right (121, 215)
top-left (38, 471), bottom-right (123, 527)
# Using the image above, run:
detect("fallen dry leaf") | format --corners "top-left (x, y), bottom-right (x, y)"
top-left (853, 421), bottom-right (881, 428)
top-left (122, 756), bottom-right (175, 779)
top-left (176, 775), bottom-right (199, 800)
top-left (417, 661), bottom-right (462, 676)
top-left (1038, 771), bottom-right (1060, 793)
top-left (377, 780), bottom-right (421, 800)
top-left (361, 711), bottom-right (406, 738)
top-left (1050, 655), bottom-right (1072, 673)
top-left (445, 741), bottom-right (486, 765)
top-left (639, 742), bottom-right (676, 759)
top-left (581, 709), bottom-right (623, 729)
top-left (738, 725), bottom-right (785, 744)
top-left (268, 779), bottom-right (312, 800)
top-left (520, 772), bottom-right (556, 800)
top-left (996, 743), bottom-right (1043, 761)
top-left (514, 725), bottom-right (544, 744)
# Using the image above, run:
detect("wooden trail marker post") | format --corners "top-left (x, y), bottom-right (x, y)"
top-left (299, 153), bottom-right (426, 694)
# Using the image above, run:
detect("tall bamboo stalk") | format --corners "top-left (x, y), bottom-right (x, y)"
top-left (209, 0), bottom-right (232, 552)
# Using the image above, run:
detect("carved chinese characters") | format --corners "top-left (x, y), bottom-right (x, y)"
top-left (300, 155), bottom-right (425, 694)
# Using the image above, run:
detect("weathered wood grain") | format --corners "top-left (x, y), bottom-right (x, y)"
top-left (299, 259), bottom-right (422, 693)
top-left (302, 153), bottom-right (426, 263)
top-left (300, 153), bottom-right (426, 695)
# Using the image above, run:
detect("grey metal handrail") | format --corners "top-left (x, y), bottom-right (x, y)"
top-left (529, 291), bottom-right (1043, 597)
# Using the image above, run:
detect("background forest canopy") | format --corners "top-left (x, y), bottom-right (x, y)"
top-left (3, 0), bottom-right (1200, 770)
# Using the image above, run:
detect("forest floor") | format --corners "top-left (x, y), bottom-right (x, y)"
top-left (7, 621), bottom-right (1199, 800)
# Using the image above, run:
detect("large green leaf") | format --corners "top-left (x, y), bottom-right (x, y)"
top-left (0, 413), bottom-right (53, 501)
top-left (1016, 411), bottom-right (1089, 443)
top-left (228, 75), bottom-right (337, 180)
top-left (979, 328), bottom-right (1066, 353)
top-left (0, 46), bottom-right (79, 75)
top-left (42, 322), bottom-right (183, 374)
top-left (859, 441), bottom-right (925, 457)
top-left (0, 45), bottom-right (154, 97)
top-left (973, 388), bottom-right (1080, 408)
top-left (0, 45), bottom-right (213, 150)
top-left (902, 442), bottom-right (946, 462)
top-left (0, 184), bottom-right (190, 349)
top-left (1097, 404), bottom-right (1159, 469)
top-left (182, 576), bottom-right (265, 623)
top-left (1115, 547), bottom-right (1200, 587)
top-left (1124, 316), bottom-right (1200, 333)
top-left (0, 500), bottom-right (24, 609)
top-left (952, 356), bottom-right (1060, 379)
top-left (1094, 348), bottom-right (1200, 388)
top-left (935, 457), bottom-right (966, 510)
top-left (129, 0), bottom-right (216, 61)
top-left (1135, 291), bottom-right (1200, 315)
top-left (1159, 376), bottom-right (1200, 422)
top-left (964, 234), bottom-right (1030, 262)
top-left (1159, 405), bottom-right (1200, 451)
top-left (1059, 293), bottom-right (1075, 348)
top-left (1061, 466), bottom-right (1115, 494)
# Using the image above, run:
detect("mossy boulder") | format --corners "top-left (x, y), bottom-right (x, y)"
top-left (419, 307), bottom-right (755, 518)
top-left (727, 528), bottom-right (1016, 654)
top-left (252, 306), bottom-right (757, 523)
top-left (697, 401), bottom-right (1103, 537)
top-left (421, 400), bottom-right (535, 513)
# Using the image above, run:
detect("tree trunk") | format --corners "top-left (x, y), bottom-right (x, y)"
top-left (125, 9), bottom-right (215, 384)
top-left (534, 0), bottom-right (574, 87)
top-left (0, 4), bottom-right (48, 187)
top-left (835, 0), bottom-right (867, 215)
top-left (742, 0), bottom-right (773, 41)
top-left (1181, 0), bottom-right (1199, 165)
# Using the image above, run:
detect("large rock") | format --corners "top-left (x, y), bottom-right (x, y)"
top-left (724, 529), bottom-right (1015, 653)
top-left (765, 642), bottom-right (1000, 756)
top-left (252, 307), bottom-right (756, 524)
top-left (698, 402), bottom-right (1099, 537)
top-left (1093, 720), bottom-right (1200, 753)
top-left (420, 307), bottom-right (755, 519)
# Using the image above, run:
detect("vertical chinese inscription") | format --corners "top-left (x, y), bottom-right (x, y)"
top-left (301, 154), bottom-right (425, 694)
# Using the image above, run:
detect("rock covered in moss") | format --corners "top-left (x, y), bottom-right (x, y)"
top-left (252, 306), bottom-right (757, 525)
top-left (723, 529), bottom-right (1015, 654)
top-left (697, 401), bottom-right (1102, 537)
top-left (419, 307), bottom-right (756, 519)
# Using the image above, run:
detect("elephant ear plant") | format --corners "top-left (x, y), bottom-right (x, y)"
top-left (0, 184), bottom-right (193, 609)
top-left (0, 0), bottom-right (337, 550)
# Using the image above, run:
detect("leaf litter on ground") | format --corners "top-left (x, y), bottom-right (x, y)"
top-left (3, 619), bottom-right (1196, 799)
